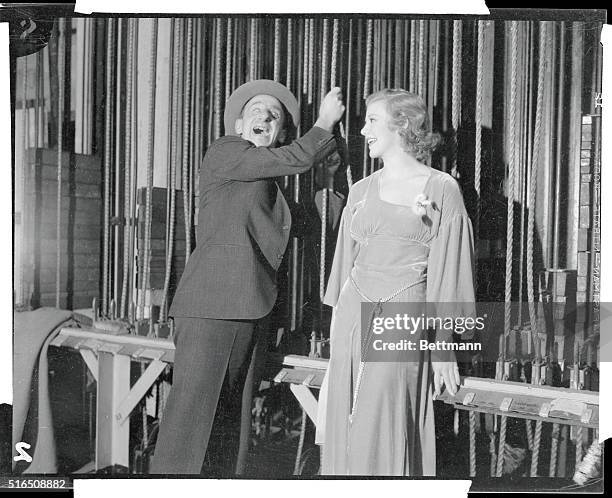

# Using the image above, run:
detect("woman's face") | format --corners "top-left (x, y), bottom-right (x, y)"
top-left (360, 99), bottom-right (403, 159)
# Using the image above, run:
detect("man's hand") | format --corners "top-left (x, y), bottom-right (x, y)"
top-left (314, 87), bottom-right (345, 132)
top-left (432, 354), bottom-right (460, 397)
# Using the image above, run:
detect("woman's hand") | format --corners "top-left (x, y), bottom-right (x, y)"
top-left (432, 353), bottom-right (460, 397)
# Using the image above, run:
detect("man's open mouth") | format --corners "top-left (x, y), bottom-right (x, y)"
top-left (252, 125), bottom-right (268, 135)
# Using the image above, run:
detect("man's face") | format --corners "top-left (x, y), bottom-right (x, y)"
top-left (235, 94), bottom-right (286, 147)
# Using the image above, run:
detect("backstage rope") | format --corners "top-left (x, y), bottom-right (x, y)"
top-left (161, 20), bottom-right (180, 323)
top-left (286, 19), bottom-right (293, 89)
top-left (475, 20), bottom-right (484, 264)
top-left (308, 19), bottom-right (314, 105)
top-left (489, 432), bottom-right (497, 477)
top-left (549, 423), bottom-right (560, 477)
top-left (496, 411), bottom-right (507, 476)
top-left (364, 20), bottom-right (373, 99)
top-left (525, 418), bottom-right (534, 450)
top-left (531, 419), bottom-right (542, 476)
top-left (319, 18), bottom-right (329, 303)
top-left (249, 18), bottom-right (257, 81)
top-left (183, 19), bottom-right (193, 262)
top-left (214, 19), bottom-right (223, 138)
top-left (140, 19), bottom-right (158, 325)
top-left (273, 19), bottom-right (281, 82)
top-left (225, 18), bottom-right (233, 101)
top-left (302, 19), bottom-right (309, 96)
top-left (409, 20), bottom-right (416, 93)
top-left (102, 18), bottom-right (115, 317)
top-left (575, 425), bottom-right (584, 470)
top-left (120, 20), bottom-right (133, 318)
top-left (469, 410), bottom-right (477, 476)
top-left (56, 18), bottom-right (66, 309)
top-left (527, 22), bottom-right (549, 357)
top-left (505, 20), bottom-right (519, 344)
top-left (418, 20), bottom-right (426, 97)
top-left (451, 20), bottom-right (462, 179)
top-left (330, 19), bottom-right (339, 88)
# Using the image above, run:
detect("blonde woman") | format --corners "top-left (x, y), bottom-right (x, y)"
top-left (317, 89), bottom-right (475, 475)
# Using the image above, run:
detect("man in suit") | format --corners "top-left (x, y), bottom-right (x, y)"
top-left (150, 80), bottom-right (345, 474)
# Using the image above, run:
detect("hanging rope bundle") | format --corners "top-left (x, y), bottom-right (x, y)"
top-left (527, 22), bottom-right (549, 357)
top-left (120, 19), bottom-right (135, 319)
top-left (102, 18), bottom-right (115, 317)
top-left (504, 20), bottom-right (519, 341)
top-left (161, 19), bottom-right (180, 323)
top-left (113, 20), bottom-right (124, 305)
top-left (55, 18), bottom-right (66, 309)
top-left (139, 19), bottom-right (159, 326)
top-left (141, 22), bottom-right (157, 432)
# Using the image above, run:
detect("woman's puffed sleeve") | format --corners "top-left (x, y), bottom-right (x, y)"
top-left (323, 192), bottom-right (360, 308)
top-left (426, 179), bottom-right (476, 343)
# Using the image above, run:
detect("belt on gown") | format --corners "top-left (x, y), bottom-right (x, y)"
top-left (347, 266), bottom-right (427, 429)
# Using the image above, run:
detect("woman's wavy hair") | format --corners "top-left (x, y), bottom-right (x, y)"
top-left (365, 89), bottom-right (440, 161)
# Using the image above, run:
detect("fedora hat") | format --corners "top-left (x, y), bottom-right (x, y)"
top-left (223, 79), bottom-right (300, 136)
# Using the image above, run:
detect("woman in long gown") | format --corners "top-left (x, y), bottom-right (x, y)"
top-left (317, 89), bottom-right (476, 475)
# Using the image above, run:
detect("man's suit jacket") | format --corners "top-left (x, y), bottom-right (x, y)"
top-left (169, 126), bottom-right (337, 320)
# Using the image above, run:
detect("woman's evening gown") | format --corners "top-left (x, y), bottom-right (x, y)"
top-left (317, 167), bottom-right (476, 476)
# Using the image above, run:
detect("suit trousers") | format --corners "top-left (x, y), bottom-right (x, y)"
top-left (149, 316), bottom-right (266, 474)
